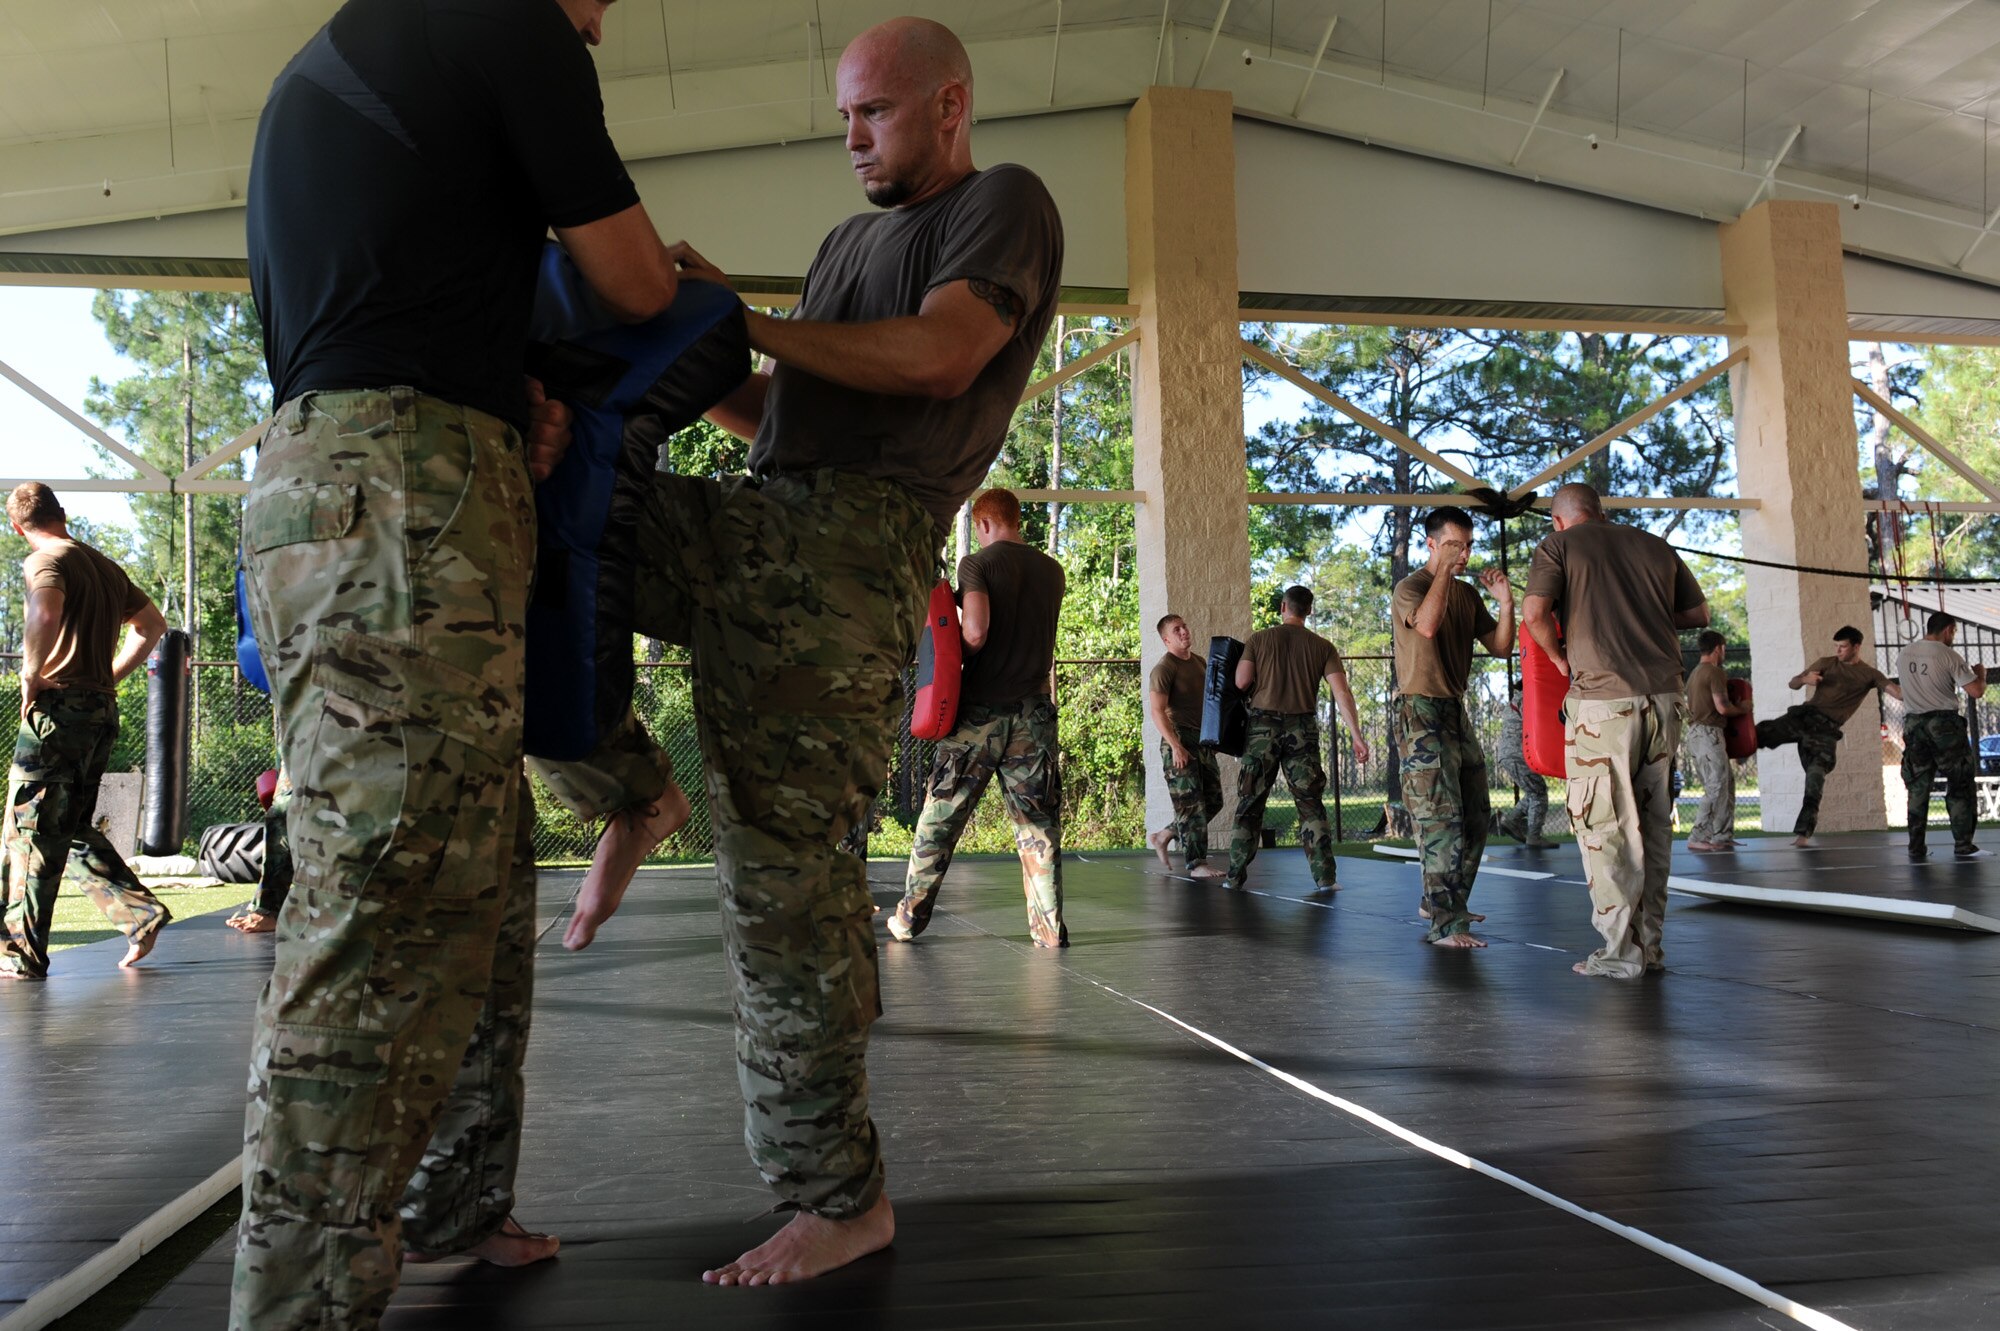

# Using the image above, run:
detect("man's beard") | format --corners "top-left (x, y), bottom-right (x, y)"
top-left (864, 176), bottom-right (915, 207)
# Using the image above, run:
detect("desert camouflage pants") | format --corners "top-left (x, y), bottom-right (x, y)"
top-left (1396, 695), bottom-right (1489, 941)
top-left (896, 694), bottom-right (1065, 946)
top-left (232, 388), bottom-right (538, 1330)
top-left (535, 467), bottom-right (933, 1221)
top-left (1683, 723), bottom-right (1734, 845)
top-left (1902, 709), bottom-right (1977, 851)
top-left (1226, 709), bottom-right (1338, 888)
top-left (1755, 704), bottom-right (1843, 838)
top-left (0, 688), bottom-right (170, 979)
top-left (1162, 723), bottom-right (1223, 868)
top-left (1565, 692), bottom-right (1681, 979)
top-left (1494, 707), bottom-right (1550, 844)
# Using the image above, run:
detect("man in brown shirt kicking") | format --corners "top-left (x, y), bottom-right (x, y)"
top-left (1755, 625), bottom-right (1899, 847)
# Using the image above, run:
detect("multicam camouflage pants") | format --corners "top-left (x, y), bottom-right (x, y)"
top-left (1755, 704), bottom-right (1843, 838)
top-left (1902, 708), bottom-right (1977, 851)
top-left (1682, 723), bottom-right (1734, 845)
top-left (232, 388), bottom-right (539, 1330)
top-left (0, 688), bottom-right (170, 979)
top-left (1493, 706), bottom-right (1550, 844)
top-left (535, 467), bottom-right (933, 1221)
top-left (1162, 722), bottom-right (1223, 868)
top-left (896, 694), bottom-right (1066, 947)
top-left (1565, 692), bottom-right (1681, 980)
top-left (1396, 695), bottom-right (1489, 941)
top-left (1226, 709), bottom-right (1338, 889)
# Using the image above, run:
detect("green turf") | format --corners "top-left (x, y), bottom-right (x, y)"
top-left (48, 880), bottom-right (256, 954)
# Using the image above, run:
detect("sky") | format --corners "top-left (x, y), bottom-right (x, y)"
top-left (0, 286), bottom-right (1316, 544)
top-left (0, 286), bottom-right (140, 529)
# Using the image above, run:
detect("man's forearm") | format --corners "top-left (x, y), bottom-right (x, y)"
top-left (111, 627), bottom-right (162, 683)
top-left (1146, 695), bottom-right (1180, 745)
top-left (1523, 611), bottom-right (1563, 666)
top-left (749, 310), bottom-right (966, 399)
top-left (1411, 573), bottom-right (1453, 638)
top-left (1330, 674), bottom-right (1361, 735)
top-left (705, 371), bottom-right (770, 441)
top-left (1487, 600), bottom-right (1517, 657)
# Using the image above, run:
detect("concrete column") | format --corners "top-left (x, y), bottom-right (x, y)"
top-left (1127, 88), bottom-right (1254, 842)
top-left (1721, 200), bottom-right (1884, 834)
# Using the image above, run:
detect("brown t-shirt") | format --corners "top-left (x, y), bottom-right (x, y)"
top-left (1149, 651), bottom-right (1205, 732)
top-left (748, 164), bottom-right (1065, 529)
top-left (1391, 569), bottom-right (1499, 699)
top-left (1526, 521), bottom-right (1705, 700)
top-left (1799, 656), bottom-right (1891, 724)
top-left (23, 540), bottom-right (145, 694)
top-left (1245, 622), bottom-right (1342, 715)
top-left (958, 539), bottom-right (1066, 707)
top-left (1685, 661), bottom-right (1728, 728)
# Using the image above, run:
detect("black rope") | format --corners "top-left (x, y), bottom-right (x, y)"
top-left (1666, 544), bottom-right (2000, 586)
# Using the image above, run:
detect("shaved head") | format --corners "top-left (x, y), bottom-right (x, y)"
top-left (841, 18), bottom-right (973, 98)
top-left (836, 18), bottom-right (977, 209)
top-left (1551, 483), bottom-right (1604, 522)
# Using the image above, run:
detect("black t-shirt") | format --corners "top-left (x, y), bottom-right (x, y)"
top-left (246, 0), bottom-right (639, 429)
top-left (748, 165), bottom-right (1064, 529)
top-left (958, 540), bottom-right (1066, 708)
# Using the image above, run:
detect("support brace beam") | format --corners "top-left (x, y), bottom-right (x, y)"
top-left (1020, 327), bottom-right (1138, 404)
top-left (1508, 347), bottom-right (1747, 499)
top-left (1855, 378), bottom-right (2000, 504)
top-left (1510, 68), bottom-right (1565, 168)
top-left (1743, 124), bottom-right (1803, 213)
top-left (1241, 340), bottom-right (1485, 489)
top-left (0, 356), bottom-right (167, 483)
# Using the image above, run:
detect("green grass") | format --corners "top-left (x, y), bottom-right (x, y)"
top-left (49, 880), bottom-right (254, 953)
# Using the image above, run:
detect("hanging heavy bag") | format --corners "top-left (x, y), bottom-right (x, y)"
top-left (910, 580), bottom-right (963, 740)
top-left (140, 628), bottom-right (192, 856)
top-left (1199, 635), bottom-right (1248, 757)
top-left (1520, 619), bottom-right (1568, 779)
top-left (1724, 677), bottom-right (1757, 761)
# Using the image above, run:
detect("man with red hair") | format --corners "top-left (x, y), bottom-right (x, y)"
top-left (892, 488), bottom-right (1068, 947)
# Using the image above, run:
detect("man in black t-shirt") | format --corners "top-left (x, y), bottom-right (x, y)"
top-left (539, 17), bottom-right (1063, 1287)
top-left (892, 489), bottom-right (1068, 947)
top-left (234, 2), bottom-right (707, 1324)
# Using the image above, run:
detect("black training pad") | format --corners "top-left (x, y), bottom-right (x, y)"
top-left (127, 837), bottom-right (1999, 1329)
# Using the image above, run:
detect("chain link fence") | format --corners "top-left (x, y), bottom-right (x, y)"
top-left (14, 641), bottom-right (1980, 865)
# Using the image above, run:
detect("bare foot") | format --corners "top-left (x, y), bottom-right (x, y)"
top-left (1188, 864), bottom-right (1226, 880)
top-left (1686, 841), bottom-right (1717, 853)
top-left (1430, 933), bottom-right (1487, 948)
top-left (1148, 828), bottom-right (1174, 867)
top-left (407, 1216), bottom-right (558, 1267)
top-left (703, 1193), bottom-right (894, 1286)
top-left (0, 967), bottom-right (43, 982)
top-left (227, 909), bottom-right (276, 934)
top-left (120, 930), bottom-right (158, 969)
top-left (1791, 835), bottom-right (1812, 848)
top-left (564, 783), bottom-right (693, 951)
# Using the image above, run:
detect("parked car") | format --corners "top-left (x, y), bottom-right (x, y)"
top-left (1980, 734), bottom-right (2000, 776)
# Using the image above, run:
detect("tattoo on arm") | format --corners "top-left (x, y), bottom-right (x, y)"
top-left (967, 278), bottom-right (1023, 328)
